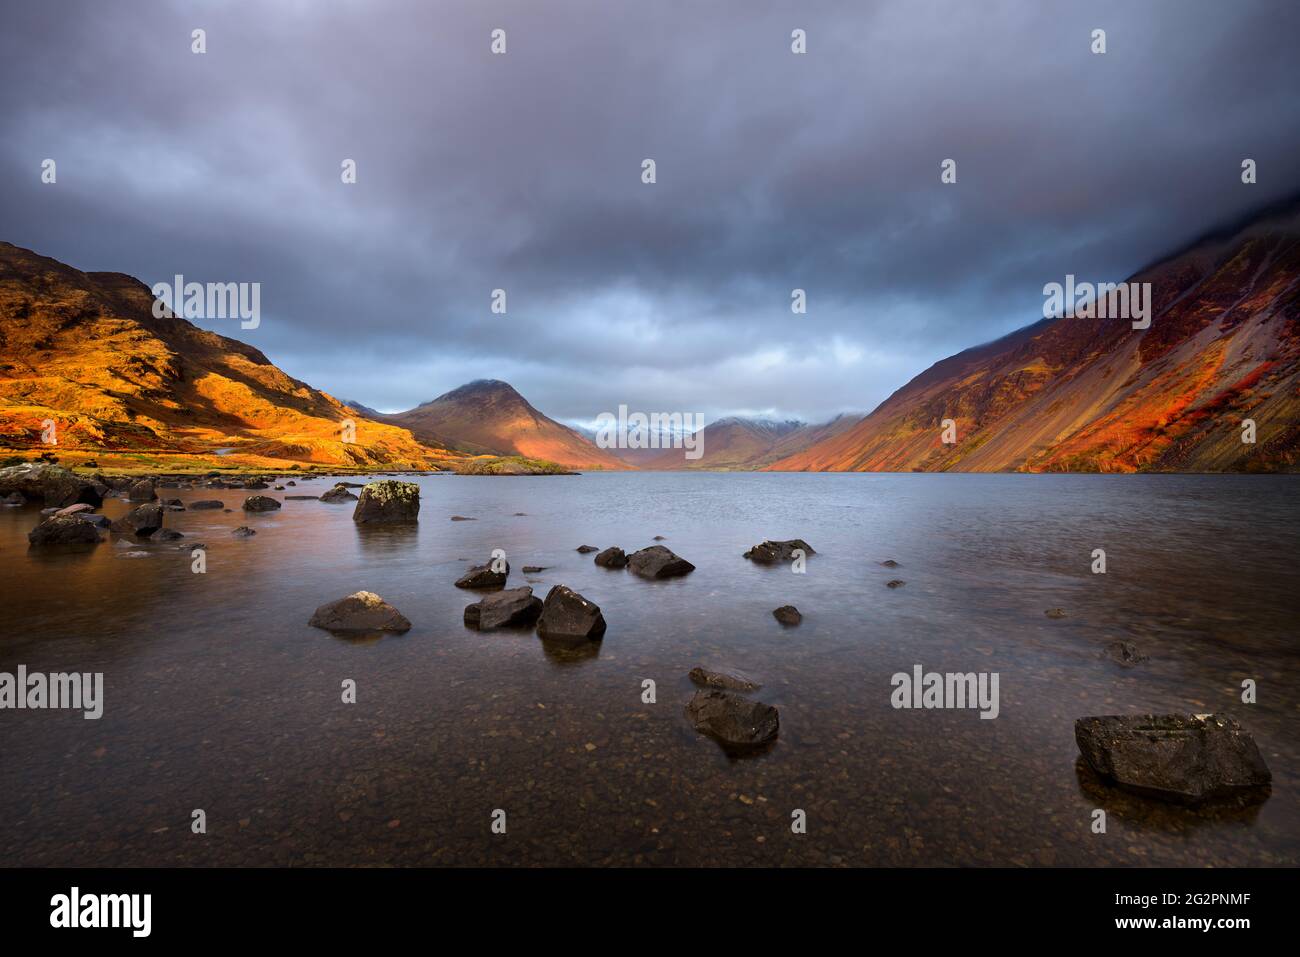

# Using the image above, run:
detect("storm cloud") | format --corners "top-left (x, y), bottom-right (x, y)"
top-left (2, 0), bottom-right (1298, 424)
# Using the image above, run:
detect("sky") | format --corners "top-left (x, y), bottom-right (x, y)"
top-left (2, 0), bottom-right (1299, 426)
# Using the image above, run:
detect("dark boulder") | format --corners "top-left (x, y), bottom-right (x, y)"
top-left (536, 585), bottom-right (606, 641)
top-left (885, 579), bottom-right (905, 588)
top-left (1045, 608), bottom-right (1067, 619)
top-left (575, 545), bottom-right (598, 553)
top-left (594, 546), bottom-right (628, 568)
top-left (1075, 714), bottom-right (1271, 804)
top-left (128, 479), bottom-right (157, 502)
top-left (463, 586), bottom-right (543, 630)
top-left (111, 502), bottom-right (163, 537)
top-left (309, 591), bottom-right (412, 634)
top-left (242, 495), bottom-right (281, 512)
top-left (685, 690), bottom-right (779, 752)
top-left (627, 545), bottom-right (695, 579)
top-left (28, 514), bottom-right (103, 546)
top-left (773, 605), bottom-right (802, 625)
top-left (351, 480), bottom-right (419, 522)
top-left (0, 462), bottom-right (103, 508)
top-left (688, 667), bottom-right (761, 692)
top-left (743, 538), bottom-right (815, 563)
top-left (191, 499), bottom-right (225, 510)
top-left (155, 529), bottom-right (185, 541)
top-left (880, 559), bottom-right (900, 568)
top-left (455, 559), bottom-right (510, 589)
top-left (521, 565), bottom-right (548, 573)
top-left (232, 526), bottom-right (257, 537)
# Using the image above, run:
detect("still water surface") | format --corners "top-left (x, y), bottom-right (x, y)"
top-left (1, 472), bottom-right (1296, 865)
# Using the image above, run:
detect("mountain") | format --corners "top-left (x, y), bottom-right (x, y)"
top-left (637, 414), bottom-right (863, 470)
top-left (0, 242), bottom-right (452, 471)
top-left (768, 203), bottom-right (1300, 473)
top-left (379, 379), bottom-right (631, 470)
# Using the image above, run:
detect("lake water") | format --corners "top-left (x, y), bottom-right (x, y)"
top-left (1, 472), bottom-right (1296, 866)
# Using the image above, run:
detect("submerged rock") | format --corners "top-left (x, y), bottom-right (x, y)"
top-left (594, 546), bottom-right (628, 568)
top-left (155, 529), bottom-right (185, 541)
top-left (242, 495), bottom-right (281, 512)
top-left (450, 515), bottom-right (476, 521)
top-left (309, 591), bottom-right (412, 634)
top-left (885, 579), bottom-right (905, 589)
top-left (190, 499), bottom-right (225, 510)
top-left (743, 539), bottom-right (815, 563)
top-left (232, 526), bottom-right (257, 537)
top-left (111, 502), bottom-right (163, 537)
top-left (627, 544), bottom-right (695, 579)
top-left (464, 586), bottom-right (543, 630)
top-left (1045, 608), bottom-right (1067, 619)
top-left (688, 667), bottom-right (761, 692)
top-left (28, 514), bottom-right (103, 546)
top-left (521, 565), bottom-right (548, 573)
top-left (1101, 640), bottom-right (1149, 666)
top-left (880, 559), bottom-right (900, 568)
top-left (3, 491), bottom-right (25, 506)
top-left (1075, 713), bottom-right (1271, 804)
top-left (352, 480), bottom-right (420, 522)
top-left (685, 690), bottom-right (779, 752)
top-left (455, 560), bottom-right (510, 589)
top-left (772, 605), bottom-right (802, 626)
top-left (575, 545), bottom-right (598, 554)
top-left (537, 585), bottom-right (606, 641)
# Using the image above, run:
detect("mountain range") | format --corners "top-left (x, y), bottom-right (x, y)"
top-left (2, 199), bottom-right (1297, 473)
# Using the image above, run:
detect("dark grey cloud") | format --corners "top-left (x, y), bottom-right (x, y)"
top-left (2, 0), bottom-right (1298, 424)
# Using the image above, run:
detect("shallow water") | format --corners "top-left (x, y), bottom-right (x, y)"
top-left (1, 472), bottom-right (1296, 866)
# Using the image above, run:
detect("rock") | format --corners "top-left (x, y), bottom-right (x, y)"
top-left (155, 529), bottom-right (185, 541)
top-left (319, 483), bottom-right (358, 503)
top-left (1075, 714), bottom-right (1271, 804)
top-left (309, 591), bottom-right (412, 634)
top-left (885, 579), bottom-right (905, 588)
top-left (245, 481), bottom-right (269, 490)
top-left (232, 526), bottom-right (257, 537)
top-left (521, 565), bottom-right (548, 573)
top-left (78, 513), bottom-right (111, 528)
top-left (688, 667), bottom-right (761, 692)
top-left (880, 559), bottom-right (900, 568)
top-left (627, 545), bottom-right (695, 579)
top-left (536, 585), bottom-right (606, 641)
top-left (128, 479), bottom-right (157, 502)
top-left (594, 546), bottom-right (628, 568)
top-left (743, 539), bottom-right (815, 563)
top-left (450, 515), bottom-right (476, 521)
top-left (338, 482), bottom-right (366, 488)
top-left (286, 480), bottom-right (297, 486)
top-left (0, 462), bottom-right (104, 508)
top-left (351, 481), bottom-right (419, 522)
top-left (111, 502), bottom-right (164, 537)
top-left (28, 514), bottom-right (102, 545)
top-left (575, 545), bottom-right (598, 553)
top-left (1102, 640), bottom-right (1148, 666)
top-left (190, 499), bottom-right (225, 510)
top-left (161, 497), bottom-right (184, 509)
top-left (242, 495), bottom-right (282, 512)
top-left (463, 586), bottom-right (543, 630)
top-left (685, 690), bottom-right (779, 752)
top-left (55, 503), bottom-right (95, 516)
top-left (653, 535), bottom-right (666, 540)
top-left (773, 605), bottom-right (802, 625)
top-left (455, 559), bottom-right (510, 589)
top-left (3, 491), bottom-right (25, 506)
top-left (1045, 608), bottom-right (1067, 619)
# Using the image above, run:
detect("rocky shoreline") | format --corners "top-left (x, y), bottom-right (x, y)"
top-left (3, 461), bottom-right (1275, 809)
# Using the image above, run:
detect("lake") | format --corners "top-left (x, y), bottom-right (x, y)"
top-left (1, 471), bottom-right (1296, 866)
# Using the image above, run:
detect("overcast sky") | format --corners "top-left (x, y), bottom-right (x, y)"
top-left (2, 0), bottom-right (1298, 424)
